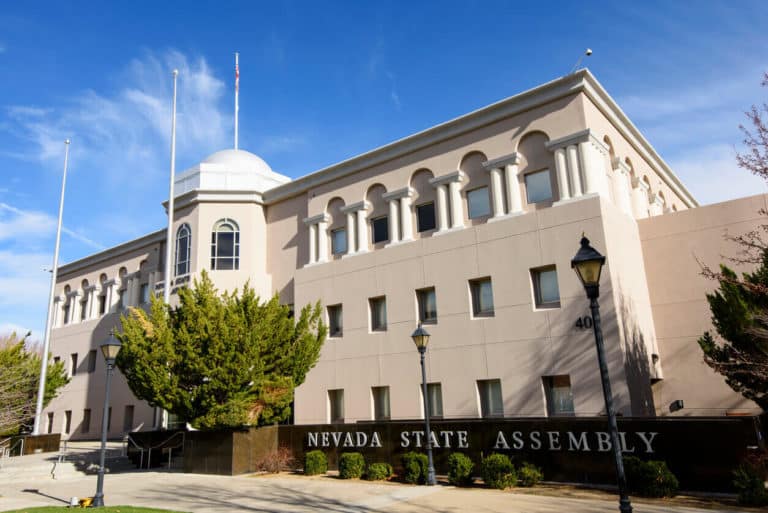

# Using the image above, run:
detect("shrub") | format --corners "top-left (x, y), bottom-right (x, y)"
top-left (480, 453), bottom-right (517, 489)
top-left (365, 462), bottom-right (394, 481)
top-left (733, 462), bottom-right (768, 506)
top-left (624, 456), bottom-right (679, 498)
top-left (401, 451), bottom-right (429, 484)
top-left (255, 446), bottom-right (295, 473)
top-left (304, 450), bottom-right (328, 476)
top-left (447, 452), bottom-right (474, 486)
top-left (517, 462), bottom-right (543, 487)
top-left (339, 452), bottom-right (366, 479)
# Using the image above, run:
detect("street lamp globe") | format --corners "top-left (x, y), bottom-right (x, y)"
top-left (100, 331), bottom-right (122, 364)
top-left (571, 236), bottom-right (606, 296)
top-left (411, 324), bottom-right (431, 351)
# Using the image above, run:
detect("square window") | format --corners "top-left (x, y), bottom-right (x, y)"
top-left (369, 296), bottom-right (387, 331)
top-left (543, 375), bottom-right (575, 416)
top-left (467, 186), bottom-right (491, 219)
top-left (426, 383), bottom-right (443, 418)
top-left (470, 278), bottom-right (494, 317)
top-left (328, 389), bottom-right (344, 423)
top-left (372, 386), bottom-right (391, 420)
top-left (82, 409), bottom-right (91, 434)
top-left (87, 349), bottom-right (97, 373)
top-left (328, 304), bottom-right (343, 337)
top-left (532, 266), bottom-right (560, 308)
top-left (372, 216), bottom-right (389, 244)
top-left (417, 287), bottom-right (437, 324)
top-left (416, 202), bottom-right (436, 232)
top-left (331, 228), bottom-right (347, 255)
top-left (525, 169), bottom-right (553, 203)
top-left (477, 379), bottom-right (503, 418)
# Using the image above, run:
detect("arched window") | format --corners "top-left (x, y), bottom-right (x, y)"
top-left (175, 224), bottom-right (191, 276)
top-left (211, 218), bottom-right (240, 270)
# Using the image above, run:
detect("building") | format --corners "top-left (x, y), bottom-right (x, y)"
top-left (42, 69), bottom-right (762, 440)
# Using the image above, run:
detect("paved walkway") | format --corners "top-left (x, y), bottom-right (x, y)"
top-left (0, 471), bottom-right (747, 513)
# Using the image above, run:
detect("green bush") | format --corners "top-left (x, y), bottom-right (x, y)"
top-left (480, 453), bottom-right (517, 489)
top-left (365, 462), bottom-right (394, 481)
top-left (339, 452), bottom-right (366, 479)
top-left (733, 463), bottom-right (768, 506)
top-left (304, 450), bottom-right (328, 476)
top-left (517, 462), bottom-right (543, 487)
top-left (624, 456), bottom-right (679, 498)
top-left (447, 452), bottom-right (474, 486)
top-left (401, 451), bottom-right (429, 484)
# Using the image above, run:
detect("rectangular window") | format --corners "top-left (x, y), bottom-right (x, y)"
top-left (53, 356), bottom-right (60, 364)
top-left (331, 228), bottom-right (347, 255)
top-left (64, 410), bottom-right (72, 434)
top-left (123, 405), bottom-right (135, 432)
top-left (371, 216), bottom-right (389, 244)
top-left (119, 289), bottom-right (127, 309)
top-left (70, 353), bottom-right (78, 377)
top-left (47, 412), bottom-right (54, 434)
top-left (532, 266), bottom-right (561, 308)
top-left (525, 169), bottom-right (553, 203)
top-left (478, 379), bottom-right (504, 418)
top-left (372, 386), bottom-right (391, 420)
top-left (426, 383), bottom-right (444, 418)
top-left (467, 186), bottom-right (491, 219)
top-left (63, 304), bottom-right (70, 325)
top-left (417, 287), bottom-right (437, 324)
top-left (98, 294), bottom-right (106, 315)
top-left (369, 296), bottom-right (387, 331)
top-left (87, 350), bottom-right (97, 373)
top-left (140, 283), bottom-right (150, 304)
top-left (543, 375), bottom-right (575, 416)
top-left (107, 407), bottom-right (112, 431)
top-left (211, 230), bottom-right (240, 270)
top-left (328, 389), bottom-right (344, 423)
top-left (416, 202), bottom-right (436, 232)
top-left (80, 299), bottom-right (88, 321)
top-left (328, 304), bottom-right (343, 337)
top-left (82, 409), bottom-right (91, 433)
top-left (470, 278), bottom-right (494, 317)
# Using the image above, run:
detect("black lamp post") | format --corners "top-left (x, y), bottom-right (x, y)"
top-left (571, 236), bottom-right (632, 513)
top-left (411, 324), bottom-right (437, 486)
top-left (92, 331), bottom-right (122, 508)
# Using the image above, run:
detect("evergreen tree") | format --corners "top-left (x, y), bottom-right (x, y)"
top-left (116, 271), bottom-right (326, 429)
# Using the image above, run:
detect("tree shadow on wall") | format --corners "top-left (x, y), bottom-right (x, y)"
top-left (616, 288), bottom-right (656, 417)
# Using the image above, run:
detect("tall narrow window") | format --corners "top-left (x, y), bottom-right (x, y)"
top-left (123, 405), bottom-right (135, 432)
top-left (470, 278), bottom-right (495, 317)
top-left (543, 375), bottom-right (575, 416)
top-left (175, 223), bottom-right (191, 276)
top-left (331, 228), bottom-right (347, 255)
top-left (70, 353), bottom-right (78, 377)
top-left (87, 349), bottom-right (97, 373)
top-left (477, 379), bottom-right (503, 418)
top-left (371, 216), bottom-right (389, 244)
top-left (64, 410), bottom-right (72, 434)
top-left (416, 202), bottom-right (436, 232)
top-left (328, 389), bottom-right (344, 423)
top-left (82, 409), bottom-right (91, 433)
top-left (97, 294), bottom-right (106, 315)
top-left (211, 218), bottom-right (240, 270)
top-left (140, 283), bottom-right (150, 304)
top-left (532, 266), bottom-right (561, 308)
top-left (328, 304), bottom-right (343, 337)
top-left (467, 186), bottom-right (491, 219)
top-left (417, 287), bottom-right (437, 324)
top-left (372, 386), bottom-right (391, 420)
top-left (46, 412), bottom-right (54, 434)
top-left (80, 297), bottom-right (88, 321)
top-left (107, 407), bottom-right (112, 431)
top-left (426, 383), bottom-right (444, 418)
top-left (369, 296), bottom-right (387, 332)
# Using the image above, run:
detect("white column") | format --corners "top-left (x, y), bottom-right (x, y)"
top-left (449, 180), bottom-right (463, 229)
top-left (579, 141), bottom-right (609, 197)
top-left (554, 148), bottom-right (570, 201)
top-left (504, 162), bottom-right (523, 214)
top-left (108, 281), bottom-right (121, 312)
top-left (346, 211), bottom-right (357, 255)
top-left (85, 289), bottom-right (94, 320)
top-left (317, 220), bottom-right (329, 263)
top-left (53, 297), bottom-right (62, 327)
top-left (435, 185), bottom-right (449, 232)
top-left (631, 177), bottom-right (649, 219)
top-left (388, 199), bottom-right (400, 243)
top-left (400, 195), bottom-right (414, 241)
top-left (489, 167), bottom-right (505, 218)
top-left (356, 209), bottom-right (368, 252)
top-left (308, 224), bottom-right (317, 264)
top-left (566, 144), bottom-right (583, 197)
top-left (614, 164), bottom-right (633, 216)
top-left (70, 293), bottom-right (82, 324)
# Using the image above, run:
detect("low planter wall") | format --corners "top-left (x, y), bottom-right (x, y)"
top-left (14, 433), bottom-right (61, 455)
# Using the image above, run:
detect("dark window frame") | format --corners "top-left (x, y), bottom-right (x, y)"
top-left (416, 202), bottom-right (436, 233)
top-left (470, 277), bottom-right (495, 317)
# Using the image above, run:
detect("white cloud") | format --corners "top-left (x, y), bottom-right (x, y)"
top-left (0, 202), bottom-right (103, 249)
top-left (0, 249), bottom-right (52, 337)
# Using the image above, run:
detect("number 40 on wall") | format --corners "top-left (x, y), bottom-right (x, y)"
top-left (575, 316), bottom-right (593, 330)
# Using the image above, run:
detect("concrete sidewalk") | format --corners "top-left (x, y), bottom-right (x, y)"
top-left (0, 471), bottom-right (746, 513)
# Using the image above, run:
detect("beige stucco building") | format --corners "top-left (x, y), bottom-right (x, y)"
top-left (42, 69), bottom-right (762, 440)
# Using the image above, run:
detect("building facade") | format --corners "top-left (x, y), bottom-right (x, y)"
top-left (41, 69), bottom-right (761, 440)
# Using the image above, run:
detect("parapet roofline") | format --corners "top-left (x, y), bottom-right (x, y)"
top-left (57, 229), bottom-right (166, 278)
top-left (262, 69), bottom-right (698, 209)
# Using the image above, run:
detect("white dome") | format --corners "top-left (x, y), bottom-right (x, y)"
top-left (174, 149), bottom-right (291, 197)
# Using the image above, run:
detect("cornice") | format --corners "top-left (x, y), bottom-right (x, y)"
top-left (483, 152), bottom-right (520, 170)
top-left (340, 200), bottom-right (371, 213)
top-left (429, 171), bottom-right (465, 187)
top-left (303, 213), bottom-right (330, 225)
top-left (381, 187), bottom-right (414, 201)
top-left (57, 229), bottom-right (165, 278)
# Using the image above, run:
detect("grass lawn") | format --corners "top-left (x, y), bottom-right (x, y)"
top-left (1, 508), bottom-right (188, 513)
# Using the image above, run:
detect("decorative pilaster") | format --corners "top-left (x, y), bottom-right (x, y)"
top-left (566, 145), bottom-right (583, 197)
top-left (303, 213), bottom-right (330, 265)
top-left (630, 176), bottom-right (650, 219)
top-left (340, 200), bottom-right (371, 255)
top-left (53, 295), bottom-right (63, 327)
top-left (382, 187), bottom-right (413, 245)
top-left (317, 219), bottom-right (329, 263)
top-left (489, 168), bottom-right (504, 218)
top-left (546, 129), bottom-right (610, 205)
top-left (435, 185), bottom-right (448, 232)
top-left (483, 152), bottom-right (523, 217)
top-left (611, 157), bottom-right (633, 216)
top-left (388, 199), bottom-right (400, 243)
top-left (308, 224), bottom-right (317, 264)
top-left (429, 171), bottom-right (465, 231)
top-left (345, 211), bottom-right (357, 255)
top-left (554, 148), bottom-right (570, 201)
top-left (69, 290), bottom-right (82, 324)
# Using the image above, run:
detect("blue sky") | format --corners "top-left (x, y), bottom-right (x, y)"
top-left (1, 1), bottom-right (767, 338)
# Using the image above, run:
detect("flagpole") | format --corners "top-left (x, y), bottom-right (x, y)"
top-left (234, 52), bottom-right (239, 150)
top-left (32, 139), bottom-right (70, 436)
top-left (163, 69), bottom-right (179, 306)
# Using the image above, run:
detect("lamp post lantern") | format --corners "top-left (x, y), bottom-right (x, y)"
top-left (571, 236), bottom-right (632, 513)
top-left (92, 331), bottom-right (122, 508)
top-left (411, 324), bottom-right (437, 486)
